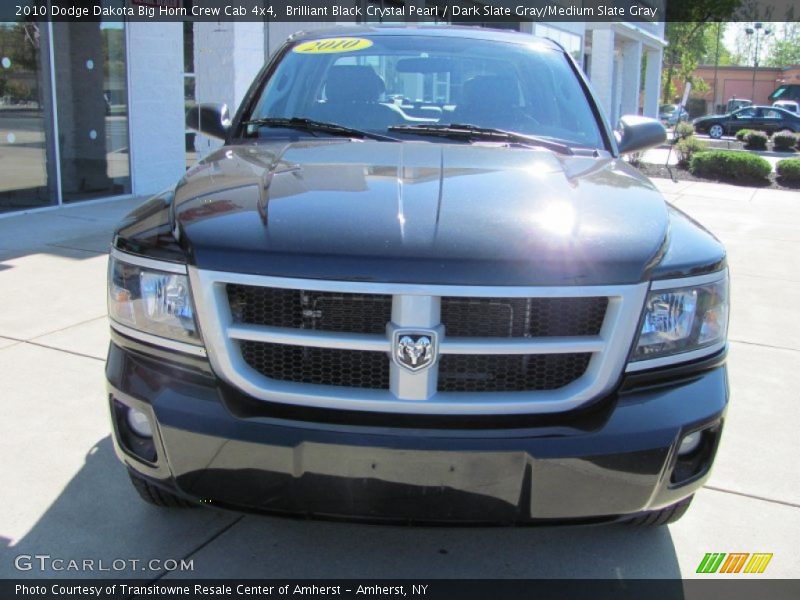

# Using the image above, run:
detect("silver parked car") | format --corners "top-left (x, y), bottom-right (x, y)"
top-left (659, 104), bottom-right (689, 126)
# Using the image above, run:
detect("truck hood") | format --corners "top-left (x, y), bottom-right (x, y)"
top-left (171, 140), bottom-right (669, 286)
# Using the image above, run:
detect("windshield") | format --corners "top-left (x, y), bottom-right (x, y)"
top-left (660, 105), bottom-right (677, 113)
top-left (770, 86), bottom-right (788, 100)
top-left (244, 34), bottom-right (605, 149)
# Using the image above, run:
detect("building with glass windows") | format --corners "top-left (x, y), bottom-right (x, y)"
top-left (0, 5), bottom-right (665, 215)
top-left (0, 20), bottom-right (133, 212)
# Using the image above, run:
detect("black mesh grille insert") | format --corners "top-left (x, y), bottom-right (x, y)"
top-left (440, 297), bottom-right (607, 338)
top-left (227, 285), bottom-right (392, 334)
top-left (437, 353), bottom-right (591, 392)
top-left (240, 342), bottom-right (391, 389)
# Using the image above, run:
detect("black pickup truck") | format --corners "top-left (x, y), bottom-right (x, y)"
top-left (106, 26), bottom-right (729, 525)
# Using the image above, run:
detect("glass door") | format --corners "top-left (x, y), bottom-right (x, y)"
top-left (1, 10), bottom-right (131, 213)
top-left (0, 20), bottom-right (58, 213)
top-left (52, 19), bottom-right (130, 203)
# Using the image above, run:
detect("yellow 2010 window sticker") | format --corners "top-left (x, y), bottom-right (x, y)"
top-left (293, 38), bottom-right (373, 54)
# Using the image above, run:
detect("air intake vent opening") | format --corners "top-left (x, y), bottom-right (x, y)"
top-left (240, 341), bottom-right (391, 390)
top-left (440, 297), bottom-right (607, 338)
top-left (438, 353), bottom-right (592, 392)
top-left (227, 285), bottom-right (392, 334)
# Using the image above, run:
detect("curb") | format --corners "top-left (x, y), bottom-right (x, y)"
top-left (656, 143), bottom-right (798, 159)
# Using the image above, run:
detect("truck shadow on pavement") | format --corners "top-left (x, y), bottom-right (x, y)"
top-left (2, 436), bottom-right (684, 584)
top-left (0, 196), bottom-right (145, 272)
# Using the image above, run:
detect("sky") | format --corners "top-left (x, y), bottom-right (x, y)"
top-left (723, 22), bottom-right (785, 65)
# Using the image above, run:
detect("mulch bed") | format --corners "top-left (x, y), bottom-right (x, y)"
top-left (635, 162), bottom-right (800, 191)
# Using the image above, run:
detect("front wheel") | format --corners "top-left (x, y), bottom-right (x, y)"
top-left (625, 495), bottom-right (693, 526)
top-left (708, 124), bottom-right (724, 139)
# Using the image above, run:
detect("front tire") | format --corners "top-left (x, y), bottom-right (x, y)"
top-left (625, 495), bottom-right (693, 526)
top-left (128, 472), bottom-right (195, 508)
top-left (709, 124), bottom-right (724, 139)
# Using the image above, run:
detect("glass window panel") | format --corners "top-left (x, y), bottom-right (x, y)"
top-left (184, 22), bottom-right (196, 170)
top-left (0, 20), bottom-right (58, 212)
top-left (52, 17), bottom-right (130, 203)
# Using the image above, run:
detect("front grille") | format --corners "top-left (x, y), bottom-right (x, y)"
top-left (240, 341), bottom-right (391, 389)
top-left (201, 271), bottom-right (643, 414)
top-left (227, 284), bottom-right (392, 334)
top-left (437, 353), bottom-right (592, 392)
top-left (440, 297), bottom-right (607, 338)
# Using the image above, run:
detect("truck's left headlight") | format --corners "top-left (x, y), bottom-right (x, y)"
top-left (108, 254), bottom-right (201, 345)
top-left (630, 271), bottom-right (728, 364)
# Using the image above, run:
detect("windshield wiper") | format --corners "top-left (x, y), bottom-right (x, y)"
top-left (388, 123), bottom-right (575, 155)
top-left (242, 117), bottom-right (398, 142)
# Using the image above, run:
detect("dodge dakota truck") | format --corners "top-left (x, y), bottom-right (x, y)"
top-left (106, 26), bottom-right (729, 525)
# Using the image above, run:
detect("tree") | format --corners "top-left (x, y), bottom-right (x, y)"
top-left (763, 23), bottom-right (800, 67)
top-left (700, 24), bottom-right (734, 66)
top-left (730, 24), bottom-right (756, 65)
top-left (662, 22), bottom-right (713, 102)
top-left (727, 0), bottom-right (787, 65)
top-left (661, 1), bottom-right (743, 103)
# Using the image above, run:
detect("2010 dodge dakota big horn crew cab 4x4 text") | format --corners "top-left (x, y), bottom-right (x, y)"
top-left (106, 27), bottom-right (729, 525)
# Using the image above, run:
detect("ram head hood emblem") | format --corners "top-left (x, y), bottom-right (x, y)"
top-left (393, 331), bottom-right (437, 372)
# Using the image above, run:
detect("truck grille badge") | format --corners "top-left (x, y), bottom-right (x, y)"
top-left (393, 331), bottom-right (437, 372)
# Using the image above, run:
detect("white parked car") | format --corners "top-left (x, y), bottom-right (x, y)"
top-left (773, 100), bottom-right (799, 114)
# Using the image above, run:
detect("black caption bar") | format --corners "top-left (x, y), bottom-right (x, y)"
top-left (4, 579), bottom-right (800, 600)
top-left (3, 0), bottom-right (800, 22)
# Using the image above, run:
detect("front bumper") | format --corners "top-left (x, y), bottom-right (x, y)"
top-left (106, 336), bottom-right (728, 524)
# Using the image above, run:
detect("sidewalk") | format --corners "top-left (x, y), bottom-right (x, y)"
top-left (1, 183), bottom-right (798, 579)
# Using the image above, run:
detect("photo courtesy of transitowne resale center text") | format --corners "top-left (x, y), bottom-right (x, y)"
top-left (1, 0), bottom-right (799, 599)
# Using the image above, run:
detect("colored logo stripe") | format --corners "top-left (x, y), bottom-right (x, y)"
top-left (697, 553), bottom-right (726, 573)
top-left (744, 553), bottom-right (773, 574)
top-left (719, 553), bottom-right (749, 573)
top-left (696, 553), bottom-right (773, 574)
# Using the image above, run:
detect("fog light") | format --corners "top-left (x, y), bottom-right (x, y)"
top-left (678, 431), bottom-right (702, 456)
top-left (126, 407), bottom-right (153, 438)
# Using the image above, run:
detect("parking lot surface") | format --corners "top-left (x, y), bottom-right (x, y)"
top-left (0, 180), bottom-right (798, 579)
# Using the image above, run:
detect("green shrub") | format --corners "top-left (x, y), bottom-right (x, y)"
top-left (772, 130), bottom-right (798, 152)
top-left (744, 130), bottom-right (768, 150)
top-left (674, 122), bottom-right (695, 141)
top-left (735, 129), bottom-right (753, 142)
top-left (776, 158), bottom-right (800, 182)
top-left (690, 150), bottom-right (772, 182)
top-left (675, 135), bottom-right (707, 167)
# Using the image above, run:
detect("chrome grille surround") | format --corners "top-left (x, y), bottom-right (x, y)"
top-left (190, 267), bottom-right (649, 415)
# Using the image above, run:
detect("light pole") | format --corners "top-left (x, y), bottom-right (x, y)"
top-left (712, 22), bottom-right (721, 113)
top-left (745, 23), bottom-right (771, 103)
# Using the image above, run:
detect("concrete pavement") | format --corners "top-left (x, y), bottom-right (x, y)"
top-left (0, 182), bottom-right (798, 579)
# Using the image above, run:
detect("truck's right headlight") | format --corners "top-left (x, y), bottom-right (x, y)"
top-left (108, 253), bottom-right (201, 346)
top-left (630, 271), bottom-right (728, 364)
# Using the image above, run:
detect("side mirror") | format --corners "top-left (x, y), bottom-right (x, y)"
top-left (615, 115), bottom-right (666, 155)
top-left (186, 103), bottom-right (231, 140)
